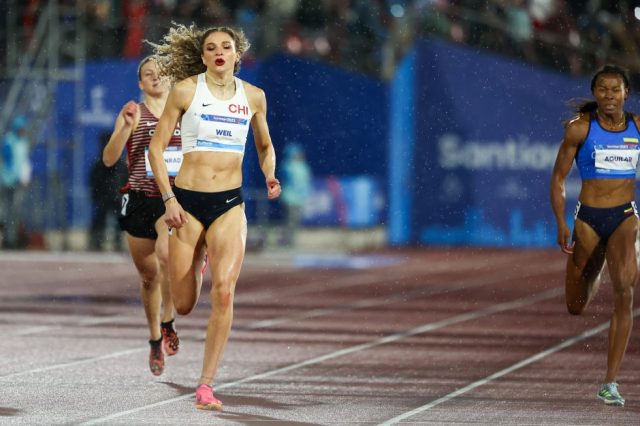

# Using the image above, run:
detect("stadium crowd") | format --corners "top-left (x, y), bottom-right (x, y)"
top-left (8, 1), bottom-right (640, 83)
top-left (85, 0), bottom-right (640, 85)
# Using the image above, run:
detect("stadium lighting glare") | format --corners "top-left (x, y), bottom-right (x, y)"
top-left (314, 37), bottom-right (330, 55)
top-left (286, 37), bottom-right (302, 54)
top-left (390, 4), bottom-right (405, 18)
top-left (569, 30), bottom-right (580, 47)
top-left (635, 7), bottom-right (640, 20)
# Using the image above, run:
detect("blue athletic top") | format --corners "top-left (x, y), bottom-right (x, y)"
top-left (575, 112), bottom-right (640, 179)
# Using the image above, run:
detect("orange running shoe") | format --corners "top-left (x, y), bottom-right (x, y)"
top-left (161, 321), bottom-right (179, 356)
top-left (195, 384), bottom-right (223, 411)
top-left (149, 339), bottom-right (164, 376)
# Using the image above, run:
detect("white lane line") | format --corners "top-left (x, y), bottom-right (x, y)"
top-left (5, 315), bottom-right (125, 337)
top-left (243, 262), bottom-right (562, 330)
top-left (1, 265), bottom-right (554, 378)
top-left (378, 307), bottom-right (640, 425)
top-left (0, 348), bottom-right (145, 380)
top-left (236, 252), bottom-right (538, 302)
top-left (78, 288), bottom-right (562, 425)
top-left (3, 258), bottom-right (558, 339)
top-left (2, 256), bottom-right (561, 377)
top-left (0, 252), bottom-right (130, 263)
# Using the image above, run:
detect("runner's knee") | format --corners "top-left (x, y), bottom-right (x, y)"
top-left (612, 285), bottom-right (634, 308)
top-left (139, 270), bottom-right (158, 291)
top-left (210, 279), bottom-right (235, 311)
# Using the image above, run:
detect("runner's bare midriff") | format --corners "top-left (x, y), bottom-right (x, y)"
top-left (175, 151), bottom-right (243, 192)
top-left (579, 178), bottom-right (635, 207)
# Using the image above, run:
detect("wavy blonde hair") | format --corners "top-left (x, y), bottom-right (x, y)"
top-left (147, 23), bottom-right (251, 83)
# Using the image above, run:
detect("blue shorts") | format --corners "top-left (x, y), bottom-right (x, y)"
top-left (174, 186), bottom-right (243, 230)
top-left (574, 201), bottom-right (638, 241)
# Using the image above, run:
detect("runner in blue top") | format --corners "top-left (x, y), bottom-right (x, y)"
top-left (550, 64), bottom-right (639, 407)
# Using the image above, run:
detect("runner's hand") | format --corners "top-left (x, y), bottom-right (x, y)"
top-left (164, 198), bottom-right (188, 229)
top-left (122, 101), bottom-right (137, 127)
top-left (557, 224), bottom-right (574, 254)
top-left (266, 177), bottom-right (281, 200)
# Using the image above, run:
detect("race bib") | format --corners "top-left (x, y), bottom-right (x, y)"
top-left (594, 145), bottom-right (639, 173)
top-left (145, 146), bottom-right (182, 177)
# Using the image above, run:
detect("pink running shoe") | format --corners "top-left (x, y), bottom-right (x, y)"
top-left (195, 384), bottom-right (223, 411)
top-left (161, 322), bottom-right (179, 356)
top-left (149, 342), bottom-right (164, 376)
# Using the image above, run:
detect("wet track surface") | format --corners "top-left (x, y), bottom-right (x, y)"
top-left (0, 248), bottom-right (638, 425)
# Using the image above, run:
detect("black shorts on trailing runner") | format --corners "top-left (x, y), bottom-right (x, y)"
top-left (118, 190), bottom-right (165, 239)
top-left (174, 186), bottom-right (243, 230)
top-left (574, 201), bottom-right (638, 241)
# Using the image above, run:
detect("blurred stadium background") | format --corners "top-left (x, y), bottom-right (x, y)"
top-left (2, 0), bottom-right (640, 253)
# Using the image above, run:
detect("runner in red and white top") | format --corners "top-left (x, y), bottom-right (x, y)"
top-left (125, 102), bottom-right (180, 196)
top-left (102, 56), bottom-right (188, 377)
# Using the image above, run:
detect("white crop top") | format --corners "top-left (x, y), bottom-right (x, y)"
top-left (181, 74), bottom-right (253, 155)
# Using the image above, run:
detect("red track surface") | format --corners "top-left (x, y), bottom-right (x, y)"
top-left (0, 248), bottom-right (638, 425)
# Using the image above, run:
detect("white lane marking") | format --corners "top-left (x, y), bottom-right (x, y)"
top-left (378, 308), bottom-right (640, 425)
top-left (0, 252), bottom-right (130, 263)
top-left (0, 251), bottom-right (544, 303)
top-left (1, 264), bottom-right (554, 378)
top-left (236, 251), bottom-right (538, 301)
top-left (78, 288), bottom-right (562, 425)
top-left (243, 262), bottom-right (562, 330)
top-left (5, 315), bottom-right (124, 337)
top-left (0, 348), bottom-right (145, 380)
top-left (2, 257), bottom-right (558, 338)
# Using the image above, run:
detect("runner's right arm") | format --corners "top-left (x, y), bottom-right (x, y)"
top-left (103, 101), bottom-right (138, 166)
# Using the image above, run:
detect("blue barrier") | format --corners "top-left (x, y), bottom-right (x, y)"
top-left (45, 54), bottom-right (388, 228)
top-left (41, 39), bottom-right (640, 244)
top-left (389, 38), bottom-right (640, 247)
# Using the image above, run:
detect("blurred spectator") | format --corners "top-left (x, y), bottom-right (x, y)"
top-left (85, 0), bottom-right (123, 59)
top-left (194, 0), bottom-right (232, 27)
top-left (280, 143), bottom-right (312, 247)
top-left (256, 0), bottom-right (299, 56)
top-left (89, 132), bottom-right (127, 251)
top-left (0, 116), bottom-right (32, 249)
top-left (295, 0), bottom-right (328, 29)
top-left (22, 0), bottom-right (42, 45)
top-left (142, 0), bottom-right (174, 48)
top-left (122, 0), bottom-right (147, 59)
top-left (414, 0), bottom-right (451, 38)
top-left (503, 0), bottom-right (537, 64)
top-left (532, 0), bottom-right (580, 74)
top-left (234, 0), bottom-right (265, 47)
top-left (45, 0), bottom-right (640, 86)
top-left (348, 0), bottom-right (389, 74)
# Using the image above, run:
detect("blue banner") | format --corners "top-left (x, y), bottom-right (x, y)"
top-left (389, 38), bottom-right (640, 247)
top-left (44, 55), bottom-right (388, 228)
top-left (49, 59), bottom-right (273, 227)
top-left (255, 54), bottom-right (388, 182)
